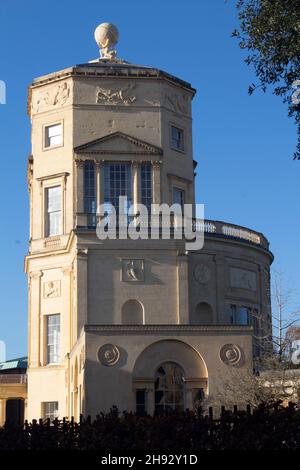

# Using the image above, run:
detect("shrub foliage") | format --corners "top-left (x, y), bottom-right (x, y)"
top-left (0, 402), bottom-right (300, 450)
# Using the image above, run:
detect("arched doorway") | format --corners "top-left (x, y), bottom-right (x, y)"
top-left (122, 299), bottom-right (144, 324)
top-left (132, 340), bottom-right (208, 414)
top-left (154, 362), bottom-right (185, 413)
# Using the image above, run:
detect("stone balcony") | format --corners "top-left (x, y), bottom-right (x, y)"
top-left (28, 216), bottom-right (270, 254)
top-left (76, 213), bottom-right (270, 251)
top-left (194, 219), bottom-right (269, 250)
top-left (0, 374), bottom-right (27, 384)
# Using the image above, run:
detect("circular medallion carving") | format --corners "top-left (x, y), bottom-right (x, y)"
top-left (193, 263), bottom-right (211, 284)
top-left (220, 344), bottom-right (243, 366)
top-left (98, 344), bottom-right (120, 366)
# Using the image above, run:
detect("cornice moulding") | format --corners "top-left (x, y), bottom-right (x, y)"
top-left (84, 325), bottom-right (253, 334)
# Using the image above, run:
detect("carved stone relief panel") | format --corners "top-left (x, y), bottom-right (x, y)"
top-left (165, 92), bottom-right (189, 115)
top-left (122, 259), bottom-right (144, 282)
top-left (43, 280), bottom-right (61, 299)
top-left (33, 82), bottom-right (71, 113)
top-left (193, 263), bottom-right (211, 284)
top-left (96, 83), bottom-right (136, 105)
top-left (229, 267), bottom-right (257, 292)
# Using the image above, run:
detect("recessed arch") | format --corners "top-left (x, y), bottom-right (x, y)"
top-left (133, 339), bottom-right (208, 380)
top-left (121, 299), bottom-right (144, 325)
top-left (132, 340), bottom-right (208, 414)
top-left (191, 302), bottom-right (213, 325)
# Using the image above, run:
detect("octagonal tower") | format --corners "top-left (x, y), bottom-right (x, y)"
top-left (25, 24), bottom-right (272, 421)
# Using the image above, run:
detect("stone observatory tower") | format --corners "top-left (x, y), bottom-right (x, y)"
top-left (25, 23), bottom-right (273, 421)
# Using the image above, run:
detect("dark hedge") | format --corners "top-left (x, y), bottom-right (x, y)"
top-left (0, 402), bottom-right (299, 450)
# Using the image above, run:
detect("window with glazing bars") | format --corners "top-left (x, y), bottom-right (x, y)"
top-left (230, 305), bottom-right (250, 325)
top-left (136, 390), bottom-right (147, 415)
top-left (43, 401), bottom-right (59, 422)
top-left (104, 163), bottom-right (132, 219)
top-left (46, 314), bottom-right (60, 364)
top-left (171, 126), bottom-right (184, 151)
top-left (84, 161), bottom-right (96, 226)
top-left (45, 186), bottom-right (62, 237)
top-left (173, 187), bottom-right (185, 211)
top-left (45, 124), bottom-right (62, 148)
top-left (141, 163), bottom-right (152, 214)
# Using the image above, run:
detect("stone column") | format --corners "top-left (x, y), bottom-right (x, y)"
top-left (62, 266), bottom-right (73, 354)
top-left (215, 255), bottom-right (225, 324)
top-left (132, 162), bottom-right (140, 214)
top-left (177, 253), bottom-right (190, 324)
top-left (152, 161), bottom-right (161, 204)
top-left (62, 173), bottom-right (67, 234)
top-left (75, 160), bottom-right (85, 226)
top-left (95, 161), bottom-right (104, 213)
top-left (29, 271), bottom-right (43, 367)
top-left (185, 388), bottom-right (193, 410)
top-left (76, 249), bottom-right (88, 338)
top-left (29, 184), bottom-right (33, 241)
top-left (0, 399), bottom-right (6, 426)
top-left (38, 180), bottom-right (43, 239)
top-left (147, 385), bottom-right (155, 415)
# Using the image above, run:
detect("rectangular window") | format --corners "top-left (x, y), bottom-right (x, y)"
top-left (45, 186), bottom-right (62, 237)
top-left (173, 187), bottom-right (185, 210)
top-left (171, 125), bottom-right (184, 151)
top-left (45, 123), bottom-right (62, 148)
top-left (192, 388), bottom-right (205, 407)
top-left (230, 305), bottom-right (250, 326)
top-left (84, 161), bottom-right (96, 227)
top-left (141, 163), bottom-right (152, 214)
top-left (231, 305), bottom-right (261, 355)
top-left (104, 163), bottom-right (132, 219)
top-left (42, 401), bottom-right (59, 422)
top-left (46, 314), bottom-right (60, 364)
top-left (136, 390), bottom-right (147, 415)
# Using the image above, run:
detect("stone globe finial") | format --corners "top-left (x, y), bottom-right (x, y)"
top-left (94, 23), bottom-right (119, 61)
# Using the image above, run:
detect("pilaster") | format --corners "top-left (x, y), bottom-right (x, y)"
top-left (29, 271), bottom-right (43, 367)
top-left (152, 161), bottom-right (161, 204)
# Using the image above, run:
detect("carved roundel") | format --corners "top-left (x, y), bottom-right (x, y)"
top-left (98, 344), bottom-right (120, 367)
top-left (193, 263), bottom-right (211, 284)
top-left (220, 344), bottom-right (243, 367)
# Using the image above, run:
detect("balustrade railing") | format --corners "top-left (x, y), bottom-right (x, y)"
top-left (77, 214), bottom-right (269, 249)
top-left (0, 374), bottom-right (27, 384)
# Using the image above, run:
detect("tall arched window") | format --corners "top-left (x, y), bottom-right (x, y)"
top-left (122, 299), bottom-right (144, 325)
top-left (154, 362), bottom-right (185, 413)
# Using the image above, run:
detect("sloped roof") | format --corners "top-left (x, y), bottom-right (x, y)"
top-left (74, 131), bottom-right (163, 155)
top-left (0, 356), bottom-right (28, 371)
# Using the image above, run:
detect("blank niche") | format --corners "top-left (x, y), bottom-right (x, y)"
top-left (192, 302), bottom-right (213, 325)
top-left (122, 299), bottom-right (144, 325)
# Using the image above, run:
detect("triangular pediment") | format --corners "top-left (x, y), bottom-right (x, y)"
top-left (74, 132), bottom-right (163, 155)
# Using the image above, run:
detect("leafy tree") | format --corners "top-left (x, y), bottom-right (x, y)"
top-left (232, 0), bottom-right (300, 159)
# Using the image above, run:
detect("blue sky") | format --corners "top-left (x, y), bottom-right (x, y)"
top-left (0, 0), bottom-right (299, 359)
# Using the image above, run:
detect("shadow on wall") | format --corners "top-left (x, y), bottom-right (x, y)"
top-left (190, 302), bottom-right (213, 325)
top-left (84, 337), bottom-right (209, 416)
top-left (122, 299), bottom-right (144, 325)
